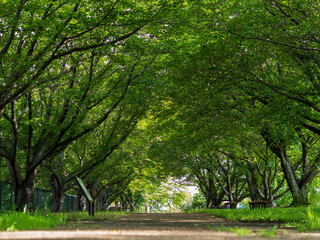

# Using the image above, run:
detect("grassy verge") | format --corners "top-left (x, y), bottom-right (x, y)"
top-left (186, 207), bottom-right (320, 231)
top-left (0, 211), bottom-right (66, 231)
top-left (0, 211), bottom-right (127, 231)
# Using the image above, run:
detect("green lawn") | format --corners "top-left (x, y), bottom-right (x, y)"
top-left (186, 207), bottom-right (320, 231)
top-left (0, 211), bottom-right (126, 231)
top-left (0, 211), bottom-right (66, 231)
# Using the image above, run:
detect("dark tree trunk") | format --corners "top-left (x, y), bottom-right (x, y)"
top-left (207, 192), bottom-right (224, 209)
top-left (51, 190), bottom-right (64, 212)
top-left (52, 190), bottom-right (64, 212)
top-left (15, 183), bottom-right (35, 211)
top-left (50, 175), bottom-right (65, 212)
top-left (12, 167), bottom-right (38, 211)
top-left (245, 161), bottom-right (263, 201)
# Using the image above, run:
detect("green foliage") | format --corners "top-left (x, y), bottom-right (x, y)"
top-left (307, 180), bottom-right (320, 206)
top-left (2, 0), bottom-right (320, 213)
top-left (0, 212), bottom-right (66, 231)
top-left (191, 193), bottom-right (206, 209)
top-left (141, 178), bottom-right (188, 212)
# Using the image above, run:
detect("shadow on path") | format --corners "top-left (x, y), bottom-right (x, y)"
top-left (77, 213), bottom-right (282, 231)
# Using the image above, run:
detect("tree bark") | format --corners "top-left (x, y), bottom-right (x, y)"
top-left (261, 129), bottom-right (314, 206)
top-left (50, 174), bottom-right (65, 212)
top-left (245, 163), bottom-right (263, 201)
top-left (78, 194), bottom-right (87, 212)
top-left (14, 170), bottom-right (37, 211)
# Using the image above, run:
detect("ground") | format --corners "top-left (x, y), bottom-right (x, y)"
top-left (1, 213), bottom-right (320, 239)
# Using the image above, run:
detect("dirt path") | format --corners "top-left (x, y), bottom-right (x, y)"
top-left (1, 213), bottom-right (319, 239)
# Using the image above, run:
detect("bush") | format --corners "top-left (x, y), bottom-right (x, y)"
top-left (191, 193), bottom-right (206, 209)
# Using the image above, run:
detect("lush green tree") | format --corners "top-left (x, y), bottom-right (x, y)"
top-left (3, 0), bottom-right (320, 211)
top-left (154, 0), bottom-right (320, 206)
top-left (0, 42), bottom-right (154, 210)
top-left (0, 0), bottom-right (177, 113)
top-left (218, 0), bottom-right (320, 205)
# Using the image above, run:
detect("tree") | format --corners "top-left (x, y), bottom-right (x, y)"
top-left (0, 43), bottom-right (154, 210)
top-left (0, 0), bottom-right (174, 113)
top-left (219, 0), bottom-right (320, 205)
top-left (156, 0), bottom-right (320, 206)
top-left (239, 134), bottom-right (289, 206)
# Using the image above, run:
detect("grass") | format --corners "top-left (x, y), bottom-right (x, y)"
top-left (258, 225), bottom-right (279, 237)
top-left (0, 211), bottom-right (127, 231)
top-left (0, 211), bottom-right (66, 231)
top-left (214, 225), bottom-right (279, 237)
top-left (295, 207), bottom-right (320, 231)
top-left (186, 207), bottom-right (303, 222)
top-left (215, 226), bottom-right (254, 236)
top-left (186, 206), bottom-right (320, 231)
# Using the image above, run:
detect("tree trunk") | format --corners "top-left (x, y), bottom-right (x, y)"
top-left (262, 130), bottom-right (311, 206)
top-left (207, 192), bottom-right (223, 208)
top-left (266, 195), bottom-right (274, 208)
top-left (50, 175), bottom-right (65, 212)
top-left (245, 170), bottom-right (262, 201)
top-left (13, 168), bottom-right (38, 211)
top-left (51, 189), bottom-right (64, 212)
top-left (278, 151), bottom-right (309, 206)
top-left (15, 183), bottom-right (35, 211)
top-left (207, 198), bottom-right (213, 208)
top-left (241, 149), bottom-right (263, 201)
top-left (78, 194), bottom-right (87, 211)
top-left (291, 184), bottom-right (308, 206)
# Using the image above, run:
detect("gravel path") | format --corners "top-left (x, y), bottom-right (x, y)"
top-left (0, 213), bottom-right (319, 239)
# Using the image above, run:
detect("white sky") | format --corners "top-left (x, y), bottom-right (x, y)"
top-left (186, 186), bottom-right (199, 196)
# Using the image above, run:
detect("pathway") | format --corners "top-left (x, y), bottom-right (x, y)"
top-left (0, 213), bottom-right (319, 239)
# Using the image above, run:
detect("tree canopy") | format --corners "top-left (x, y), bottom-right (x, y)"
top-left (1, 0), bottom-right (320, 211)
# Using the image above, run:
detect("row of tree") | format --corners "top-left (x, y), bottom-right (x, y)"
top-left (147, 0), bottom-right (320, 207)
top-left (1, 0), bottom-right (320, 211)
top-left (0, 0), bottom-right (186, 211)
